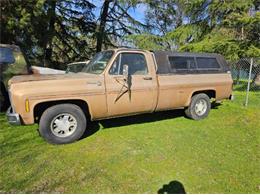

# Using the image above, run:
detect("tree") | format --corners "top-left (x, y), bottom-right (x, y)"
top-left (0, 0), bottom-right (43, 59)
top-left (1, 0), bottom-right (96, 68)
top-left (43, 0), bottom-right (57, 67)
top-left (144, 0), bottom-right (184, 35)
top-left (95, 0), bottom-right (146, 52)
top-left (181, 0), bottom-right (260, 60)
top-left (1, 0), bottom-right (147, 67)
top-left (96, 0), bottom-right (111, 52)
top-left (128, 0), bottom-right (260, 60)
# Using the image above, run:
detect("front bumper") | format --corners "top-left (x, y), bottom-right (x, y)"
top-left (6, 106), bottom-right (21, 125)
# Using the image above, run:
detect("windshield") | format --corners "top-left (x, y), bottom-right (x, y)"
top-left (81, 51), bottom-right (114, 74)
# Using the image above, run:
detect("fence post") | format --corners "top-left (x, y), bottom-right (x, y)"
top-left (245, 58), bottom-right (253, 107)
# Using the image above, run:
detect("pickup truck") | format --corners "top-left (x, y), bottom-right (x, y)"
top-left (6, 48), bottom-right (233, 144)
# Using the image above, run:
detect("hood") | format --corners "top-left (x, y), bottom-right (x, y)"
top-left (8, 73), bottom-right (97, 85)
top-left (8, 72), bottom-right (104, 99)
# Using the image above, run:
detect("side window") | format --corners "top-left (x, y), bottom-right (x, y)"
top-left (109, 54), bottom-right (122, 75)
top-left (168, 56), bottom-right (196, 70)
top-left (196, 57), bottom-right (220, 69)
top-left (109, 53), bottom-right (148, 75)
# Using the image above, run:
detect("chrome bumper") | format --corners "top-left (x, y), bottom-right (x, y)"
top-left (6, 106), bottom-right (21, 125)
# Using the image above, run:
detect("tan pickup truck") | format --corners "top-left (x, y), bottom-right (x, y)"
top-left (7, 49), bottom-right (233, 144)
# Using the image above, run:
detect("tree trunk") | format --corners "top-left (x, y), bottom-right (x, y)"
top-left (43, 0), bottom-right (56, 67)
top-left (96, 0), bottom-right (111, 53)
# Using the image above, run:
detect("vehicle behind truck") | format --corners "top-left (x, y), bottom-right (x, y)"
top-left (0, 44), bottom-right (30, 111)
top-left (6, 48), bottom-right (233, 144)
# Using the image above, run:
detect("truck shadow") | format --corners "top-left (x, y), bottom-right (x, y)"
top-left (82, 103), bottom-right (222, 139)
top-left (158, 180), bottom-right (186, 194)
top-left (81, 109), bottom-right (185, 139)
top-left (211, 102), bottom-right (221, 109)
top-left (99, 109), bottom-right (185, 129)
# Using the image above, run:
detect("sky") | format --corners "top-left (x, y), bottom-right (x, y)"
top-left (128, 4), bottom-right (147, 23)
top-left (91, 0), bottom-right (146, 23)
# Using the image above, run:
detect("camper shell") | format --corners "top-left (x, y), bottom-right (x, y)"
top-left (153, 51), bottom-right (230, 74)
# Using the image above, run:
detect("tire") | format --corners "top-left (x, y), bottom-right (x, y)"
top-left (185, 93), bottom-right (211, 120)
top-left (39, 104), bottom-right (86, 144)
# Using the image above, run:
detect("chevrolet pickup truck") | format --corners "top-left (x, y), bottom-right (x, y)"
top-left (7, 48), bottom-right (233, 144)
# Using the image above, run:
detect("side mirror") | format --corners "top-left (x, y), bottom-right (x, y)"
top-left (123, 64), bottom-right (129, 77)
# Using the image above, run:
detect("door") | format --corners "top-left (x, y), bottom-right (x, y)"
top-left (105, 52), bottom-right (157, 117)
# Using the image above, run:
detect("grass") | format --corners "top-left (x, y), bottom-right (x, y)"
top-left (0, 91), bottom-right (260, 193)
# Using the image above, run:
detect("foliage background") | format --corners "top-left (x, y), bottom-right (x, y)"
top-left (1, 0), bottom-right (259, 67)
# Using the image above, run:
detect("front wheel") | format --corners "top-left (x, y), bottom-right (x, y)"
top-left (39, 104), bottom-right (86, 144)
top-left (185, 93), bottom-right (211, 120)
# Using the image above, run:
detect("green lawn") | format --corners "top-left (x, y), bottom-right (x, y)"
top-left (0, 91), bottom-right (259, 193)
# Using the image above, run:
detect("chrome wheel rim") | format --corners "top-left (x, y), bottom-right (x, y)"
top-left (194, 99), bottom-right (207, 116)
top-left (50, 113), bottom-right (77, 138)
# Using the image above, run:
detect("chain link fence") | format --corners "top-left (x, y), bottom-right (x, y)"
top-left (230, 58), bottom-right (260, 106)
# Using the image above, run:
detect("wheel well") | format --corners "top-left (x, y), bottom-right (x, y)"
top-left (192, 90), bottom-right (216, 99)
top-left (33, 99), bottom-right (90, 123)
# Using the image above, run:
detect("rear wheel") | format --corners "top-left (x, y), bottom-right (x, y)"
top-left (39, 104), bottom-right (86, 144)
top-left (185, 93), bottom-right (211, 120)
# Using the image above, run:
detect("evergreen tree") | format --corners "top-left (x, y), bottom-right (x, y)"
top-left (1, 0), bottom-right (96, 68)
top-left (128, 0), bottom-right (260, 60)
top-left (95, 0), bottom-right (146, 52)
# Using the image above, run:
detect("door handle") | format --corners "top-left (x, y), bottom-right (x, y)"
top-left (86, 81), bottom-right (102, 86)
top-left (143, 76), bottom-right (153, 80)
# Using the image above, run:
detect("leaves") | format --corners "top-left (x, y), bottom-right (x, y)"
top-left (128, 0), bottom-right (260, 60)
top-left (1, 0), bottom-right (259, 66)
top-left (127, 34), bottom-right (166, 50)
